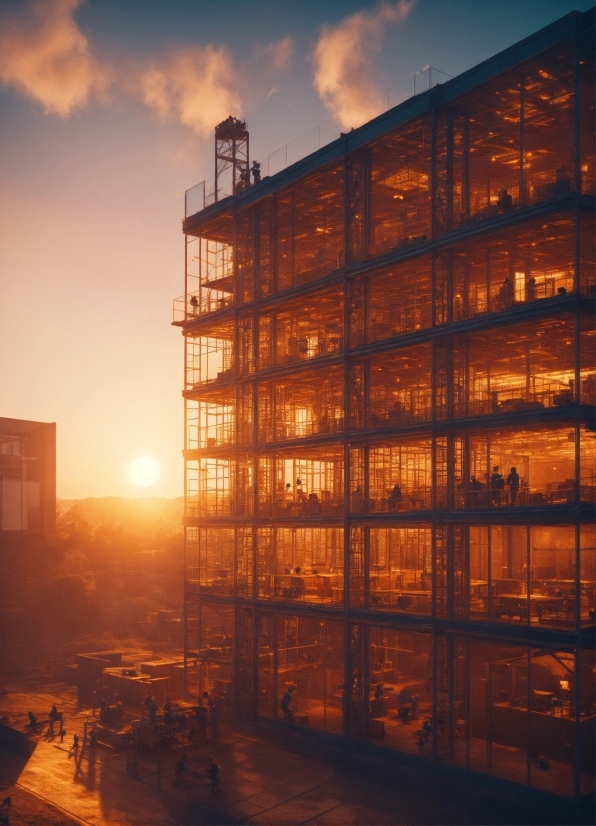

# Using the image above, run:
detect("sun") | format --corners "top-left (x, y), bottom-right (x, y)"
top-left (129, 455), bottom-right (161, 487)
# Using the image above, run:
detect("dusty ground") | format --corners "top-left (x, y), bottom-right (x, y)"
top-left (0, 680), bottom-right (588, 826)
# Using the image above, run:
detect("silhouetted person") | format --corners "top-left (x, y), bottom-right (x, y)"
top-left (497, 188), bottom-right (512, 212)
top-left (175, 754), bottom-right (189, 781)
top-left (469, 475), bottom-right (482, 507)
top-left (237, 167), bottom-right (249, 193)
top-left (189, 295), bottom-right (199, 313)
top-left (499, 278), bottom-right (514, 308)
top-left (506, 466), bottom-right (520, 505)
top-left (207, 757), bottom-right (219, 791)
top-left (411, 693), bottom-right (420, 718)
top-left (48, 705), bottom-right (59, 735)
top-left (0, 797), bottom-right (11, 826)
top-left (388, 484), bottom-right (402, 511)
top-left (251, 161), bottom-right (261, 185)
top-left (195, 705), bottom-right (207, 736)
top-left (27, 711), bottom-right (37, 729)
top-left (490, 466), bottom-right (504, 505)
top-left (526, 277), bottom-right (536, 301)
top-left (281, 686), bottom-right (294, 721)
top-left (351, 486), bottom-right (364, 512)
top-left (210, 698), bottom-right (219, 739)
top-left (306, 492), bottom-right (321, 514)
top-left (375, 683), bottom-right (384, 700)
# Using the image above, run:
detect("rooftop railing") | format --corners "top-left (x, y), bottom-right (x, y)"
top-left (184, 66), bottom-right (451, 218)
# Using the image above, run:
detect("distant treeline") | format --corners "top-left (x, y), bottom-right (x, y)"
top-left (0, 498), bottom-right (184, 675)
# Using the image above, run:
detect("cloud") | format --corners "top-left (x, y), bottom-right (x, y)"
top-left (138, 37), bottom-right (294, 138)
top-left (138, 45), bottom-right (242, 138)
top-left (257, 37), bottom-right (294, 73)
top-left (0, 1), bottom-right (293, 139)
top-left (0, 0), bottom-right (110, 117)
top-left (313, 0), bottom-right (415, 131)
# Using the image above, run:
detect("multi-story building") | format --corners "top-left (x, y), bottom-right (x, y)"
top-left (0, 417), bottom-right (55, 539)
top-left (174, 9), bottom-right (595, 808)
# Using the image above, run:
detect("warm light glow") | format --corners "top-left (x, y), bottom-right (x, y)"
top-left (129, 455), bottom-right (161, 487)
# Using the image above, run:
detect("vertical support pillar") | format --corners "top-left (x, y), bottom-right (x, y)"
top-left (273, 614), bottom-right (279, 719)
top-left (342, 147), bottom-right (351, 739)
top-left (431, 109), bottom-right (437, 240)
top-left (573, 35), bottom-right (581, 198)
top-left (272, 197), bottom-right (279, 294)
top-left (290, 192), bottom-right (296, 285)
top-left (464, 637), bottom-right (471, 769)
top-left (519, 73), bottom-right (525, 208)
top-left (446, 110), bottom-right (454, 232)
top-left (526, 647), bottom-right (531, 785)
top-left (526, 526), bottom-right (531, 627)
top-left (462, 114), bottom-right (470, 220)
top-left (574, 643), bottom-right (581, 801)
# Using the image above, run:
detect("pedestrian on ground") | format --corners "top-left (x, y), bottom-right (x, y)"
top-left (281, 686), bottom-right (294, 722)
top-left (48, 704), bottom-right (59, 735)
top-left (0, 796), bottom-right (11, 825)
top-left (27, 711), bottom-right (37, 728)
top-left (60, 727), bottom-right (66, 744)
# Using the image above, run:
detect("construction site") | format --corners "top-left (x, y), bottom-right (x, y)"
top-left (173, 7), bottom-right (595, 814)
top-left (0, 9), bottom-right (593, 826)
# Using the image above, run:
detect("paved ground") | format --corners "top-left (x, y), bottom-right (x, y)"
top-left (0, 683), bottom-right (587, 825)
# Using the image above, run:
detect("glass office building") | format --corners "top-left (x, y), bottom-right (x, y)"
top-left (174, 9), bottom-right (595, 806)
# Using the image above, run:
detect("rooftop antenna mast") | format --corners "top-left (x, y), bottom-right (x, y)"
top-left (214, 116), bottom-right (249, 201)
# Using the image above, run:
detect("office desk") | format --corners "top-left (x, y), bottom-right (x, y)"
top-left (495, 593), bottom-right (562, 621)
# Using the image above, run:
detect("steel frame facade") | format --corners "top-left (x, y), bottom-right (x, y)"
top-left (174, 10), bottom-right (595, 805)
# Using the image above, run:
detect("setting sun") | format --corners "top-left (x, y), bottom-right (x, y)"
top-left (129, 455), bottom-right (161, 487)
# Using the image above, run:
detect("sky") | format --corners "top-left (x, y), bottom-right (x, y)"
top-left (0, 0), bottom-right (593, 500)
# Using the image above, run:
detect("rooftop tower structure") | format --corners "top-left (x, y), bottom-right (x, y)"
top-left (215, 116), bottom-right (249, 201)
top-left (173, 9), bottom-right (595, 815)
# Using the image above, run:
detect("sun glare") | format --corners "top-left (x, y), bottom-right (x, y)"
top-left (129, 455), bottom-right (161, 487)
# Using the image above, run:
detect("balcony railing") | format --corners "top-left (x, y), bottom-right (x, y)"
top-left (173, 290), bottom-right (233, 322)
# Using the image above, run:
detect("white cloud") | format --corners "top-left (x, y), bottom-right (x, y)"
top-left (0, 3), bottom-right (294, 138)
top-left (313, 0), bottom-right (415, 130)
top-left (0, 0), bottom-right (110, 117)
top-left (138, 45), bottom-right (242, 138)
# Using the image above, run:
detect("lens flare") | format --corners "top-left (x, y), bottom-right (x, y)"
top-left (129, 455), bottom-right (161, 487)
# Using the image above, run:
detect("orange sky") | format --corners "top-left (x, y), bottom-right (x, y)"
top-left (0, 0), bottom-right (590, 499)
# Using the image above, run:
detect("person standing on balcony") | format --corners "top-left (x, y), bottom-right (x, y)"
top-left (490, 466), bottom-right (504, 506)
top-left (506, 467), bottom-right (520, 505)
